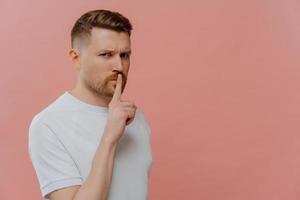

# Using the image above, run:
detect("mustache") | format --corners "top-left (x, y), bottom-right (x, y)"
top-left (107, 73), bottom-right (126, 82)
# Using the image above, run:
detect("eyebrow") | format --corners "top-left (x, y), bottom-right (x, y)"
top-left (97, 49), bottom-right (131, 54)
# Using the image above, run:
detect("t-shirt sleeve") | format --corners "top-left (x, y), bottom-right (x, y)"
top-left (28, 119), bottom-right (83, 199)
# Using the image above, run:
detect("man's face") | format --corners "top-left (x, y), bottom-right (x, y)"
top-left (76, 27), bottom-right (131, 97)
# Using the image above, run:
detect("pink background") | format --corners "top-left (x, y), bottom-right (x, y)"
top-left (1, 0), bottom-right (300, 199)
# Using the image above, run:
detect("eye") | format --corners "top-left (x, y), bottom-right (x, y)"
top-left (121, 53), bottom-right (130, 59)
top-left (99, 53), bottom-right (112, 58)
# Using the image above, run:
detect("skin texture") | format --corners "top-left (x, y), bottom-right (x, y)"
top-left (48, 27), bottom-right (137, 200)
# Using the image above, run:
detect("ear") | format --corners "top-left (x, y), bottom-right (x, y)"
top-left (68, 48), bottom-right (81, 71)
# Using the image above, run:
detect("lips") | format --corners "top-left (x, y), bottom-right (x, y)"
top-left (109, 77), bottom-right (118, 81)
top-left (109, 73), bottom-right (122, 82)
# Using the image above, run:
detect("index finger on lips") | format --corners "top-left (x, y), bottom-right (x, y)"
top-left (111, 73), bottom-right (122, 103)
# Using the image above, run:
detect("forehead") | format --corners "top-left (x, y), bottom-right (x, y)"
top-left (88, 27), bottom-right (131, 51)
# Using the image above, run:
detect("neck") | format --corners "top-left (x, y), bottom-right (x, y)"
top-left (68, 81), bottom-right (112, 108)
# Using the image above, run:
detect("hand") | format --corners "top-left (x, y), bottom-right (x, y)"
top-left (103, 73), bottom-right (137, 144)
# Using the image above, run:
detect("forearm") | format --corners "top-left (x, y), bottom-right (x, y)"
top-left (73, 134), bottom-right (118, 200)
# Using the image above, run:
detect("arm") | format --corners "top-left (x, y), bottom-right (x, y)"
top-left (49, 133), bottom-right (117, 200)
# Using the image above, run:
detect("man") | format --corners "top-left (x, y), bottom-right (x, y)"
top-left (28, 9), bottom-right (153, 200)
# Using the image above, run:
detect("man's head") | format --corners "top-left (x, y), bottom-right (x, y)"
top-left (69, 9), bottom-right (133, 98)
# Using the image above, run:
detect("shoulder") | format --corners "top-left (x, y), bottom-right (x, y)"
top-left (28, 109), bottom-right (63, 155)
top-left (29, 92), bottom-right (70, 125)
top-left (135, 108), bottom-right (151, 134)
top-left (135, 108), bottom-right (147, 123)
top-left (28, 116), bottom-right (57, 152)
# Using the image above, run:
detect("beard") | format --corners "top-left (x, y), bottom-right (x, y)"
top-left (84, 75), bottom-right (126, 98)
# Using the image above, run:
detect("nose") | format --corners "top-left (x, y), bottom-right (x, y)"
top-left (112, 54), bottom-right (124, 73)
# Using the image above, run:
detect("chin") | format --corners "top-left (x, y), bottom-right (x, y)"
top-left (104, 86), bottom-right (115, 97)
top-left (101, 83), bottom-right (124, 97)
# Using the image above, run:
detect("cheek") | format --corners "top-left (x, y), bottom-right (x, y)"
top-left (91, 70), bottom-right (106, 84)
top-left (80, 67), bottom-right (104, 87)
top-left (84, 61), bottom-right (105, 79)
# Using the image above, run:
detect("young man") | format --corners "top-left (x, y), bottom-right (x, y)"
top-left (28, 9), bottom-right (153, 200)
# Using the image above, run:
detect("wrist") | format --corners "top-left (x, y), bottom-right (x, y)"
top-left (101, 134), bottom-right (119, 147)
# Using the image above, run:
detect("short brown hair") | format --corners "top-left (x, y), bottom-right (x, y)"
top-left (71, 9), bottom-right (133, 48)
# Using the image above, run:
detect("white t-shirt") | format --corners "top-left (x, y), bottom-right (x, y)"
top-left (28, 91), bottom-right (153, 199)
